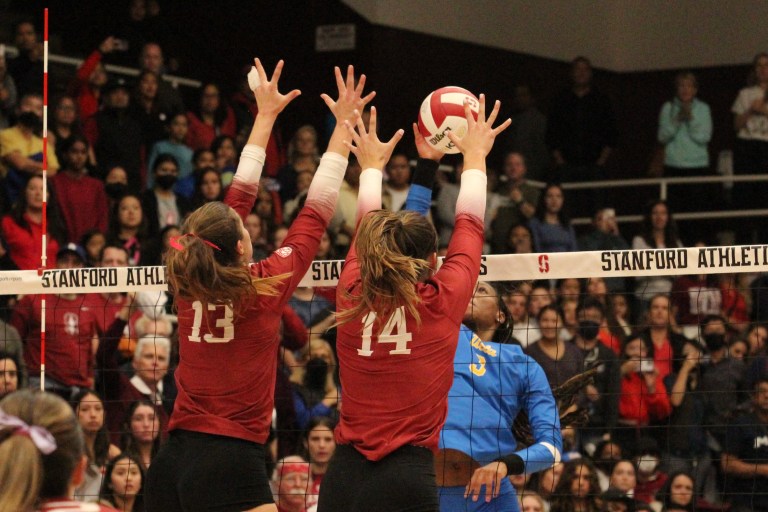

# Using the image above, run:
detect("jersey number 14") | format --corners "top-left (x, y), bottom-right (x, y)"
top-left (358, 307), bottom-right (412, 356)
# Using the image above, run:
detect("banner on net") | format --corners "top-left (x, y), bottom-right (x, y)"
top-left (1, 245), bottom-right (767, 294)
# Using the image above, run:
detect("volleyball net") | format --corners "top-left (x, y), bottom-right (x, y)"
top-left (1, 245), bottom-right (767, 507)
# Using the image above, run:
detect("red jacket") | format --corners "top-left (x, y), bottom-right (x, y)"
top-left (1, 213), bottom-right (60, 270)
top-left (69, 50), bottom-right (102, 121)
top-left (618, 372), bottom-right (672, 425)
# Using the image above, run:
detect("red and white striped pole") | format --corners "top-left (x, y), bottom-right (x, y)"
top-left (39, 7), bottom-right (49, 391)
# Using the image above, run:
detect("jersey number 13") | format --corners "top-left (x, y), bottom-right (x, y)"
top-left (189, 301), bottom-right (235, 343)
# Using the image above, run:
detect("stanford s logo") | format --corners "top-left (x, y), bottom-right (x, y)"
top-left (538, 255), bottom-right (550, 273)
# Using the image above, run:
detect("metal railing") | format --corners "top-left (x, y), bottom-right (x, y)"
top-left (3, 44), bottom-right (202, 89)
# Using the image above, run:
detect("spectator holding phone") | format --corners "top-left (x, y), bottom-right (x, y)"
top-left (615, 334), bottom-right (672, 449)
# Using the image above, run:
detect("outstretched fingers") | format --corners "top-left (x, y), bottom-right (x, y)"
top-left (475, 93), bottom-right (487, 124)
top-left (253, 58), bottom-right (268, 86)
top-left (492, 117), bottom-right (513, 136)
top-left (486, 99), bottom-right (501, 126)
top-left (269, 59), bottom-right (285, 84)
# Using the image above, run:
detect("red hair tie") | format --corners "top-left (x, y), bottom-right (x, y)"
top-left (170, 233), bottom-right (222, 252)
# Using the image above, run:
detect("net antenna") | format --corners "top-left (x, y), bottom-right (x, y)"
top-left (38, 7), bottom-right (50, 391)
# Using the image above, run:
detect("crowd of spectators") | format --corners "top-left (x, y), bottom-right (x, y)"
top-left (2, 8), bottom-right (768, 512)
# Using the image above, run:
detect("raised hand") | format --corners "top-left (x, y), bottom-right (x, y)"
top-left (321, 65), bottom-right (376, 124)
top-left (412, 122), bottom-right (444, 162)
top-left (343, 107), bottom-right (404, 170)
top-left (251, 58), bottom-right (301, 119)
top-left (447, 94), bottom-right (511, 172)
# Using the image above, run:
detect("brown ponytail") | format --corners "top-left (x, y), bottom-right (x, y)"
top-left (337, 210), bottom-right (437, 333)
top-left (0, 390), bottom-right (84, 512)
top-left (165, 202), bottom-right (290, 316)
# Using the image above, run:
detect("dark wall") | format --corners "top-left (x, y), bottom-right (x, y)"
top-left (8, 0), bottom-right (753, 218)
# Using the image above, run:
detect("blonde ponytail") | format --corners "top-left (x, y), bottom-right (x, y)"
top-left (337, 210), bottom-right (437, 334)
top-left (165, 202), bottom-right (290, 316)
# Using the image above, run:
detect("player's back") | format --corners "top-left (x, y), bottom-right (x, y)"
top-left (335, 276), bottom-right (465, 460)
top-left (169, 292), bottom-right (283, 444)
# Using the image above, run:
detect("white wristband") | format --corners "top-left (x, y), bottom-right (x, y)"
top-left (232, 144), bottom-right (266, 185)
top-left (456, 169), bottom-right (487, 220)
top-left (306, 152), bottom-right (349, 221)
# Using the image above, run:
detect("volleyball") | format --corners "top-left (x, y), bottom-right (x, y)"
top-left (417, 86), bottom-right (480, 154)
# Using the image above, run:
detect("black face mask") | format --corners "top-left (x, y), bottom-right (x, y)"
top-left (155, 174), bottom-right (178, 190)
top-left (578, 320), bottom-right (601, 341)
top-left (17, 111), bottom-right (43, 135)
top-left (703, 333), bottom-right (726, 352)
top-left (305, 358), bottom-right (328, 391)
top-left (105, 183), bottom-right (127, 199)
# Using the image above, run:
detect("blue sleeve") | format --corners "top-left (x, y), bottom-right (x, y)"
top-left (405, 184), bottom-right (432, 216)
top-left (513, 358), bottom-right (562, 474)
top-left (404, 158), bottom-right (440, 216)
top-left (292, 390), bottom-right (333, 430)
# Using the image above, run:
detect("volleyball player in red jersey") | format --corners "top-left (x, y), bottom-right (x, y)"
top-left (317, 98), bottom-right (511, 512)
top-left (144, 59), bottom-right (374, 512)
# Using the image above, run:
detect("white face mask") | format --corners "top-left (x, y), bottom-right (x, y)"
top-left (636, 456), bottom-right (659, 475)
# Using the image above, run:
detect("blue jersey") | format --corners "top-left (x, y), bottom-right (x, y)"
top-left (440, 327), bottom-right (562, 470)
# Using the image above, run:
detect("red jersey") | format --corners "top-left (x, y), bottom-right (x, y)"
top-left (169, 181), bottom-right (327, 443)
top-left (335, 214), bottom-right (484, 460)
top-left (11, 294), bottom-right (99, 387)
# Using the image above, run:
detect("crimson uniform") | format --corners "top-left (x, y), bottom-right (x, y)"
top-left (144, 144), bottom-right (347, 512)
top-left (318, 166), bottom-right (487, 512)
top-left (169, 189), bottom-right (329, 443)
top-left (334, 215), bottom-right (484, 458)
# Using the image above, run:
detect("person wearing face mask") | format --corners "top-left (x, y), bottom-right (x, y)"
top-left (103, 165), bottom-right (130, 205)
top-left (140, 153), bottom-right (191, 238)
top-left (632, 437), bottom-right (667, 505)
top-left (291, 340), bottom-right (339, 430)
top-left (0, 92), bottom-right (59, 203)
top-left (697, 315), bottom-right (749, 471)
top-left (570, 298), bottom-right (621, 455)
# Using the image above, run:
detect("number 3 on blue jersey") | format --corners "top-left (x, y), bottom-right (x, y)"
top-left (358, 307), bottom-right (412, 356)
top-left (189, 300), bottom-right (235, 343)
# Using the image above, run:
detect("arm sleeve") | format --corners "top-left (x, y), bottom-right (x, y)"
top-left (75, 50), bottom-right (102, 85)
top-left (688, 103), bottom-right (713, 144)
top-left (657, 103), bottom-right (679, 144)
top-left (432, 214), bottom-right (485, 323)
top-left (305, 152), bottom-right (348, 223)
top-left (255, 151), bottom-right (349, 307)
top-left (355, 168), bottom-right (383, 225)
top-left (455, 169), bottom-right (487, 220)
top-left (225, 144), bottom-right (266, 221)
top-left (405, 158), bottom-right (440, 216)
top-left (281, 305), bottom-right (308, 351)
top-left (500, 359), bottom-right (562, 475)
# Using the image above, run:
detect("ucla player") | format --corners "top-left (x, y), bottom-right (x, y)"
top-left (405, 125), bottom-right (562, 512)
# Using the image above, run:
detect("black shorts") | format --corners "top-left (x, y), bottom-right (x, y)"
top-left (317, 444), bottom-right (438, 512)
top-left (144, 429), bottom-right (274, 512)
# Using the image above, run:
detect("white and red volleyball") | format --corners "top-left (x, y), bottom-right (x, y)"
top-left (417, 86), bottom-right (479, 154)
